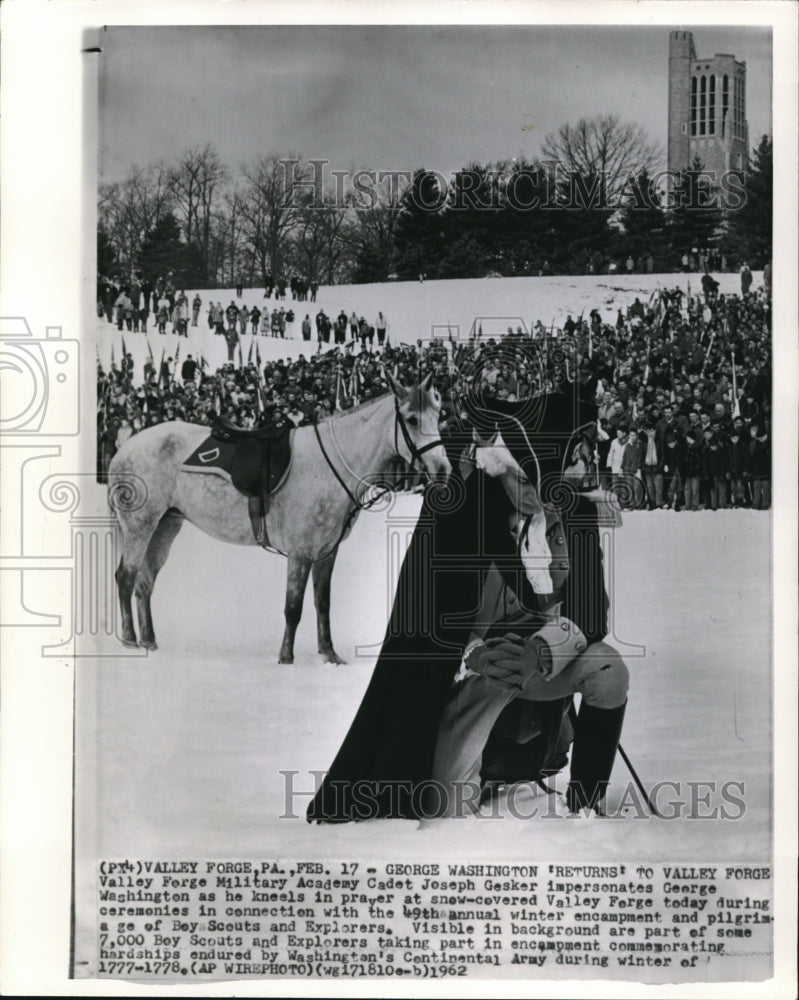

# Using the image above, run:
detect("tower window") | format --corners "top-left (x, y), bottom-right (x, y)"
top-left (699, 74), bottom-right (706, 136)
top-left (708, 75), bottom-right (715, 135)
top-left (722, 74), bottom-right (729, 138)
top-left (691, 76), bottom-right (697, 136)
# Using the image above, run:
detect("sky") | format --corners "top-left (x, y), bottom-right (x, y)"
top-left (98, 24), bottom-right (772, 184)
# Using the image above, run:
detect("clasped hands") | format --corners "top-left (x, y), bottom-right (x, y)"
top-left (465, 632), bottom-right (552, 691)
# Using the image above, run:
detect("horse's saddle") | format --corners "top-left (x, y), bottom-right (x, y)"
top-left (211, 416), bottom-right (292, 499)
top-left (210, 416), bottom-right (292, 549)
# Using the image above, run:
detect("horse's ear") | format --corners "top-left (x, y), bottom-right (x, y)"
top-left (385, 370), bottom-right (408, 401)
top-left (420, 372), bottom-right (433, 393)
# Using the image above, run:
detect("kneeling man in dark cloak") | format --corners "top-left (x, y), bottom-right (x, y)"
top-left (308, 383), bottom-right (629, 823)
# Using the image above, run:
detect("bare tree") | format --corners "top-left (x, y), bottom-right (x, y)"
top-left (541, 114), bottom-right (664, 206)
top-left (345, 171), bottom-right (406, 282)
top-left (98, 164), bottom-right (174, 276)
top-left (289, 189), bottom-right (354, 284)
top-left (238, 154), bottom-right (310, 283)
top-left (167, 144), bottom-right (228, 281)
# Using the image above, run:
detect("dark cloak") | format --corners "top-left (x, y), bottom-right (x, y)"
top-left (307, 391), bottom-right (609, 823)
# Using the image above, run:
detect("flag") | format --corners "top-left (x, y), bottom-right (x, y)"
top-left (588, 325), bottom-right (593, 359)
top-left (111, 343), bottom-right (115, 367)
top-left (247, 339), bottom-right (254, 364)
top-left (238, 342), bottom-right (243, 368)
top-left (146, 336), bottom-right (154, 361)
top-left (350, 364), bottom-right (361, 399)
top-left (199, 351), bottom-right (207, 371)
top-left (335, 367), bottom-right (344, 411)
top-left (731, 350), bottom-right (740, 418)
top-left (255, 341), bottom-right (261, 368)
top-left (477, 321), bottom-right (483, 339)
top-left (121, 335), bottom-right (128, 359)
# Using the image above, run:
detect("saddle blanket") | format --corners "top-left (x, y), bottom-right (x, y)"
top-left (181, 435), bottom-right (238, 482)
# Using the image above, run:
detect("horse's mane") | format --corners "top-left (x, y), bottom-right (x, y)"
top-left (324, 391), bottom-right (393, 424)
top-left (322, 385), bottom-right (433, 425)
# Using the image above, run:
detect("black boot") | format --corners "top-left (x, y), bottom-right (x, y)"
top-left (566, 701), bottom-right (626, 814)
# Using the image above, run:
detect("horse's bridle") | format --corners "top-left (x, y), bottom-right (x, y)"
top-left (393, 397), bottom-right (444, 467)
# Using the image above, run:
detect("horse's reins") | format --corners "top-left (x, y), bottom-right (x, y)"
top-left (393, 397), bottom-right (444, 465)
top-left (310, 399), bottom-right (444, 561)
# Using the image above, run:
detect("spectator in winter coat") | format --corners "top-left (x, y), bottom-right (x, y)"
top-left (740, 263), bottom-right (753, 296)
top-left (662, 430), bottom-right (684, 509)
top-left (682, 431), bottom-right (703, 511)
top-left (224, 325), bottom-right (239, 362)
top-left (748, 425), bottom-right (771, 510)
top-left (192, 294), bottom-right (202, 327)
top-left (607, 426), bottom-right (630, 502)
top-left (239, 305), bottom-right (250, 337)
top-left (181, 355), bottom-right (198, 384)
top-left (621, 430), bottom-right (645, 508)
top-left (156, 297), bottom-right (171, 335)
top-left (702, 429), bottom-right (728, 509)
top-left (226, 302), bottom-right (239, 330)
top-left (376, 311), bottom-right (388, 346)
top-left (250, 306), bottom-right (261, 335)
top-left (641, 425), bottom-right (663, 509)
top-left (727, 421), bottom-right (751, 507)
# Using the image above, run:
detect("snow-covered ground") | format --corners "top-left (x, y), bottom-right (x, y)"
top-left (83, 272), bottom-right (771, 864)
top-left (96, 269), bottom-right (762, 373)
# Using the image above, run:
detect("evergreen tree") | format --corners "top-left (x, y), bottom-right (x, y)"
top-left (619, 168), bottom-right (667, 261)
top-left (97, 225), bottom-right (118, 280)
top-left (393, 170), bottom-right (447, 280)
top-left (724, 135), bottom-right (772, 268)
top-left (668, 156), bottom-right (723, 266)
top-left (550, 169), bottom-right (615, 273)
top-left (496, 159), bottom-right (554, 275)
top-left (137, 213), bottom-right (190, 286)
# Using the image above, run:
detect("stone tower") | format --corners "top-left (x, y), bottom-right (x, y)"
top-left (667, 30), bottom-right (749, 181)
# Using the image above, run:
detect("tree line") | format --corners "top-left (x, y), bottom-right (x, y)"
top-left (97, 117), bottom-right (772, 289)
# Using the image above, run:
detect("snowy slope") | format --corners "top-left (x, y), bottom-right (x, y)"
top-left (96, 270), bottom-right (761, 371)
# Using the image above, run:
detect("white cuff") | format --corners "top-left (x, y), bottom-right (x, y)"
top-left (458, 637), bottom-right (485, 680)
top-left (534, 617), bottom-right (589, 680)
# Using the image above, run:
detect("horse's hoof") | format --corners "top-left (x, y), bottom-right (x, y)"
top-left (320, 651), bottom-right (346, 665)
top-left (139, 638), bottom-right (158, 651)
top-left (120, 637), bottom-right (139, 649)
top-left (278, 655), bottom-right (294, 665)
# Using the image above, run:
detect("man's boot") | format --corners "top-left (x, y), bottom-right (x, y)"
top-left (566, 701), bottom-right (626, 814)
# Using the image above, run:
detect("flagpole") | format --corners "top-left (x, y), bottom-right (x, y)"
top-left (701, 328), bottom-right (715, 378)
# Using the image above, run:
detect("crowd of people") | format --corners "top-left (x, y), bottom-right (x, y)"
top-left (97, 276), bottom-right (771, 510)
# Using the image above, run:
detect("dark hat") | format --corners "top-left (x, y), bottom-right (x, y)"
top-left (462, 382), bottom-right (598, 490)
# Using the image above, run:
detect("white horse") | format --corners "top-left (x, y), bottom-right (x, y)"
top-left (108, 373), bottom-right (451, 663)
